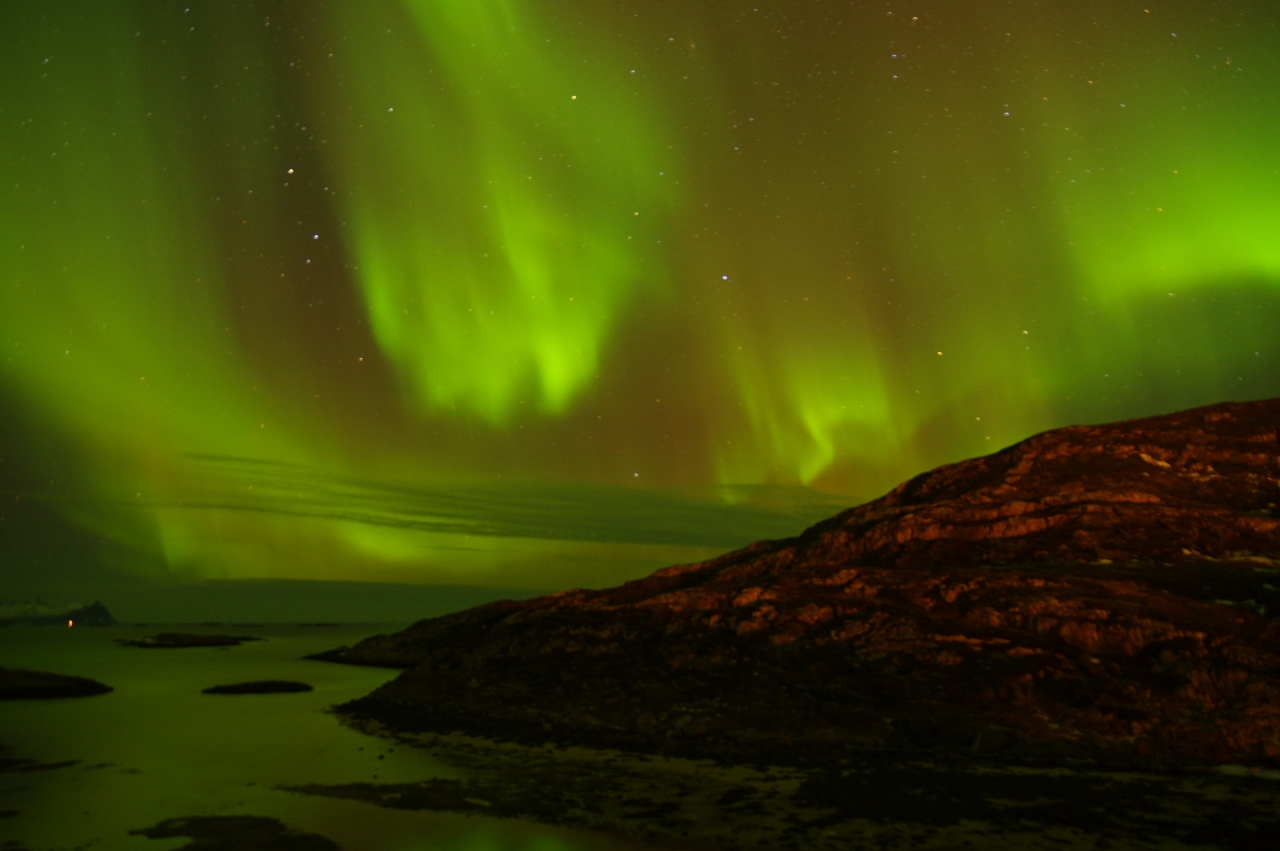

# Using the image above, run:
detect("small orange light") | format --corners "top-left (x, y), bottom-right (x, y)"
top-left (68, 620), bottom-right (74, 627)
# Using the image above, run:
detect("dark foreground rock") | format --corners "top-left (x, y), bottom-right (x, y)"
top-left (202, 680), bottom-right (312, 695)
top-left (130, 816), bottom-right (338, 851)
top-left (0, 667), bottom-right (112, 699)
top-left (117, 632), bottom-right (261, 648)
top-left (287, 730), bottom-right (1280, 851)
top-left (324, 398), bottom-right (1280, 770)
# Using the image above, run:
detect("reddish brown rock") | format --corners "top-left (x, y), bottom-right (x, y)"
top-left (326, 398), bottom-right (1280, 769)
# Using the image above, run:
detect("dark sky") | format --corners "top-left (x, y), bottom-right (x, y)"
top-left (2, 0), bottom-right (1278, 591)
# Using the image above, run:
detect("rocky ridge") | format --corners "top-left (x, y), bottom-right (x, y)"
top-left (323, 398), bottom-right (1280, 769)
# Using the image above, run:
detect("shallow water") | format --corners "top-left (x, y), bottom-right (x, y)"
top-left (0, 624), bottom-right (624, 851)
top-left (7, 625), bottom-right (1277, 851)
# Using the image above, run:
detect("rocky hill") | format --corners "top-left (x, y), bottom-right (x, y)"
top-left (320, 398), bottom-right (1280, 769)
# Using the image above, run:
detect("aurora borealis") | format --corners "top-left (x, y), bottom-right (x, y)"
top-left (2, 0), bottom-right (1279, 592)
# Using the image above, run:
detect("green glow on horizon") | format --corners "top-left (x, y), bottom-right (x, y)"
top-left (324, 0), bottom-right (675, 424)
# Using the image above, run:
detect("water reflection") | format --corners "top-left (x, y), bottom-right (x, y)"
top-left (0, 624), bottom-right (630, 850)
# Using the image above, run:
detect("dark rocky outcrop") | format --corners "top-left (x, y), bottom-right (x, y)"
top-left (0, 744), bottom-right (79, 772)
top-left (324, 398), bottom-right (1280, 769)
top-left (286, 734), bottom-right (1280, 851)
top-left (130, 816), bottom-right (338, 851)
top-left (117, 632), bottom-right (261, 648)
top-left (201, 680), bottom-right (312, 695)
top-left (0, 667), bottom-right (112, 699)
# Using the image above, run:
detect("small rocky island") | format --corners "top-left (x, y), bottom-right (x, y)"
top-left (130, 815), bottom-right (338, 850)
top-left (202, 680), bottom-right (313, 695)
top-left (0, 667), bottom-right (112, 699)
top-left (118, 632), bottom-right (262, 649)
top-left (319, 398), bottom-right (1280, 770)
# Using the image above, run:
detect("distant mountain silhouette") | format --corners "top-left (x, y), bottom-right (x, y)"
top-left (0, 600), bottom-right (115, 627)
top-left (320, 398), bottom-right (1280, 769)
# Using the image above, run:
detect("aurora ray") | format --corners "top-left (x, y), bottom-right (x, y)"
top-left (0, 0), bottom-right (1277, 590)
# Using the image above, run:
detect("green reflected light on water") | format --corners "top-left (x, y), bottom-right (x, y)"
top-left (0, 625), bottom-right (622, 850)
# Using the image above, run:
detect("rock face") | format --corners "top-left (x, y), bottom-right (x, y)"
top-left (0, 667), bottom-right (113, 699)
top-left (326, 399), bottom-right (1280, 769)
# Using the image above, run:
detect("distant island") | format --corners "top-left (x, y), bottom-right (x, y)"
top-left (0, 600), bottom-right (116, 627)
top-left (202, 680), bottom-right (313, 695)
top-left (0, 667), bottom-right (112, 699)
top-left (117, 632), bottom-right (262, 648)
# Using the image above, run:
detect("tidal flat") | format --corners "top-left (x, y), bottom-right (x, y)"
top-left (2, 623), bottom-right (1277, 850)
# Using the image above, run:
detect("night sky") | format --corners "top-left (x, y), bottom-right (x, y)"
top-left (3, 0), bottom-right (1279, 593)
